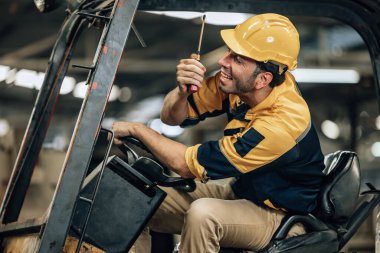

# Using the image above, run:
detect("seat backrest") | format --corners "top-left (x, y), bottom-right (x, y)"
top-left (317, 151), bottom-right (361, 224)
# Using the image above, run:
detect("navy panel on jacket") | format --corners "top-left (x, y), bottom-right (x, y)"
top-left (234, 128), bottom-right (265, 157)
top-left (197, 140), bottom-right (242, 178)
top-left (231, 125), bottom-right (325, 214)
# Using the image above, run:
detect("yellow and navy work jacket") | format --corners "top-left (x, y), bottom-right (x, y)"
top-left (182, 72), bottom-right (325, 214)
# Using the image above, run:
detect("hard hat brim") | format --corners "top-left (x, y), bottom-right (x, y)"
top-left (221, 29), bottom-right (255, 61)
top-left (220, 26), bottom-right (298, 70)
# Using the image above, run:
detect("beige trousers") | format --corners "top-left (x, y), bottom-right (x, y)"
top-left (131, 180), bottom-right (305, 253)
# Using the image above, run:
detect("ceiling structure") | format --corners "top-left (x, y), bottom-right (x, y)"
top-left (0, 0), bottom-right (373, 125)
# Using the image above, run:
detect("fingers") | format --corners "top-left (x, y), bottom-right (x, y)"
top-left (176, 58), bottom-right (206, 91)
top-left (112, 122), bottom-right (131, 144)
top-left (113, 138), bottom-right (123, 145)
top-left (180, 58), bottom-right (206, 72)
top-left (177, 64), bottom-right (205, 81)
top-left (176, 75), bottom-right (203, 88)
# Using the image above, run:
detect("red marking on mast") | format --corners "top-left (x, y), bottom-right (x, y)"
top-left (103, 46), bottom-right (108, 55)
top-left (117, 0), bottom-right (125, 7)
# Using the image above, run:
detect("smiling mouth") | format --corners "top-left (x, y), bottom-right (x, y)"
top-left (221, 71), bottom-right (233, 80)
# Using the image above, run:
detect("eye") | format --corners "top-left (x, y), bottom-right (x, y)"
top-left (226, 49), bottom-right (243, 64)
top-left (233, 54), bottom-right (243, 64)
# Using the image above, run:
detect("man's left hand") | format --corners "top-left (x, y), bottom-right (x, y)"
top-left (112, 121), bottom-right (145, 145)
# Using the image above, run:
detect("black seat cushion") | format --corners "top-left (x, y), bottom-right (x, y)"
top-left (317, 151), bottom-right (361, 224)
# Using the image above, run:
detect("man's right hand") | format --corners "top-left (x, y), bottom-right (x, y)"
top-left (176, 54), bottom-right (206, 94)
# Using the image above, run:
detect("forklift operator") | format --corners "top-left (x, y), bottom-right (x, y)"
top-left (112, 13), bottom-right (325, 252)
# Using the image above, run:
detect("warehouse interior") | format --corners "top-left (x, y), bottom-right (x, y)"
top-left (0, 0), bottom-right (380, 252)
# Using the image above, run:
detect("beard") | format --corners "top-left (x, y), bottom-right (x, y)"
top-left (219, 71), bottom-right (259, 94)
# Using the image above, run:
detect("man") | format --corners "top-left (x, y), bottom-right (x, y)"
top-left (112, 13), bottom-right (325, 252)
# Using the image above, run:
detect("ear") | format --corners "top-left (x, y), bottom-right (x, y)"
top-left (255, 72), bottom-right (273, 89)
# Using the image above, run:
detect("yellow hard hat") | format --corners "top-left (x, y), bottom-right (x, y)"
top-left (220, 13), bottom-right (300, 71)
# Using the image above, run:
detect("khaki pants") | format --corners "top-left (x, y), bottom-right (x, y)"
top-left (131, 180), bottom-right (305, 253)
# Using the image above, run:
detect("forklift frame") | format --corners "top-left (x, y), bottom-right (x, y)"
top-left (1, 0), bottom-right (380, 252)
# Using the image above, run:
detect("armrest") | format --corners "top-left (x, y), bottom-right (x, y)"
top-left (273, 214), bottom-right (329, 240)
top-left (160, 177), bottom-right (196, 192)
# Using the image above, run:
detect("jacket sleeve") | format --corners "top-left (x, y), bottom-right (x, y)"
top-left (180, 72), bottom-right (229, 127)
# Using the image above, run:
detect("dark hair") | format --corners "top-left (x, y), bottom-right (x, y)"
top-left (255, 61), bottom-right (287, 88)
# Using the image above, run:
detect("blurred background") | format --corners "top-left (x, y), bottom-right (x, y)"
top-left (0, 1), bottom-right (378, 252)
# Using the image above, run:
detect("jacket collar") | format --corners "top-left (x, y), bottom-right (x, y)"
top-left (231, 72), bottom-right (296, 121)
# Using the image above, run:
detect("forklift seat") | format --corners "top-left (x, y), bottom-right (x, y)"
top-left (256, 151), bottom-right (364, 253)
top-left (222, 150), bottom-right (380, 253)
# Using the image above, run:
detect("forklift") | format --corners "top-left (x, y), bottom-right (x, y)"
top-left (1, 0), bottom-right (380, 252)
